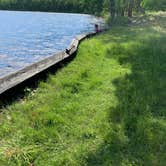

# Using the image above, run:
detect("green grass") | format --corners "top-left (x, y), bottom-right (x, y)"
top-left (0, 12), bottom-right (166, 166)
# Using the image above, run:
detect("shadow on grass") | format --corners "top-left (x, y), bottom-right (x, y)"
top-left (86, 27), bottom-right (166, 165)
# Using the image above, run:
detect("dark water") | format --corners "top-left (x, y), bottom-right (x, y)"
top-left (0, 10), bottom-right (103, 78)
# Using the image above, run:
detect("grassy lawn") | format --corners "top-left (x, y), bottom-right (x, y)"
top-left (0, 12), bottom-right (166, 166)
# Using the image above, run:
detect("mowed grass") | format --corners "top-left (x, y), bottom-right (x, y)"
top-left (0, 12), bottom-right (166, 166)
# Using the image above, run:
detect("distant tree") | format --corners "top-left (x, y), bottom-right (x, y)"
top-left (109, 0), bottom-right (115, 20)
top-left (128, 0), bottom-right (134, 17)
top-left (136, 0), bottom-right (145, 13)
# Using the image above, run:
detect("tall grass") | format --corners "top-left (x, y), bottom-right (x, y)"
top-left (0, 12), bottom-right (165, 166)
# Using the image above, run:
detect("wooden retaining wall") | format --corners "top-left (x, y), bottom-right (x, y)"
top-left (0, 32), bottom-right (97, 95)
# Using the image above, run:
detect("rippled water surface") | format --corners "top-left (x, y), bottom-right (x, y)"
top-left (0, 11), bottom-right (103, 78)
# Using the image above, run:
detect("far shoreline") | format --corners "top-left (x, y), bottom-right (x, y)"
top-left (0, 9), bottom-right (92, 16)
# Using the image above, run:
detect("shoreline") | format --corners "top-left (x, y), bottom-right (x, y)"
top-left (0, 32), bottom-right (98, 96)
top-left (0, 9), bottom-right (92, 16)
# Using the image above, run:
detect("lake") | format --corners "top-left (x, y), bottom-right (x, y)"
top-left (0, 10), bottom-right (103, 78)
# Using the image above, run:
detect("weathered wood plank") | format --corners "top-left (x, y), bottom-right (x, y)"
top-left (0, 31), bottom-right (98, 95)
top-left (0, 51), bottom-right (69, 94)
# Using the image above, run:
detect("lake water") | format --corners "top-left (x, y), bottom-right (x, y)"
top-left (0, 10), bottom-right (103, 78)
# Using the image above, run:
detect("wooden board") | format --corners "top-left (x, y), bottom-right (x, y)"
top-left (0, 32), bottom-right (97, 95)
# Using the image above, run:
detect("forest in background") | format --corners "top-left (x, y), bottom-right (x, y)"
top-left (0, 0), bottom-right (165, 17)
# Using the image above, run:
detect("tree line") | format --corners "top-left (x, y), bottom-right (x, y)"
top-left (108, 0), bottom-right (144, 19)
top-left (0, 0), bottom-right (165, 20)
top-left (0, 0), bottom-right (104, 15)
top-left (108, 0), bottom-right (165, 20)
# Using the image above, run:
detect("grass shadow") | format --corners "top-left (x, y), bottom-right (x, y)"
top-left (86, 22), bottom-right (166, 165)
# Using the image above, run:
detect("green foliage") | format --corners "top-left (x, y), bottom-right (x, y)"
top-left (0, 0), bottom-right (105, 15)
top-left (0, 0), bottom-right (165, 21)
top-left (0, 12), bottom-right (165, 165)
top-left (142, 0), bottom-right (166, 11)
top-left (108, 0), bottom-right (144, 21)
